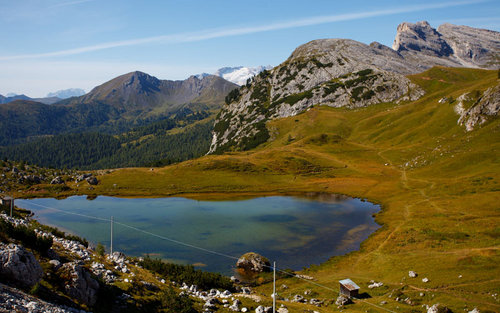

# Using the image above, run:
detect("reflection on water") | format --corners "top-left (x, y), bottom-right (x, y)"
top-left (19, 195), bottom-right (380, 274)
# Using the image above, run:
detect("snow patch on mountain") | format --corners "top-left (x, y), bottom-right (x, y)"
top-left (198, 66), bottom-right (273, 85)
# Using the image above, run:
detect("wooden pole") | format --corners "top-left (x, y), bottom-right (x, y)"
top-left (110, 216), bottom-right (113, 255)
top-left (273, 261), bottom-right (276, 313)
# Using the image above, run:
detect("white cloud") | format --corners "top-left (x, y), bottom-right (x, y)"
top-left (0, 0), bottom-right (488, 61)
top-left (49, 0), bottom-right (97, 8)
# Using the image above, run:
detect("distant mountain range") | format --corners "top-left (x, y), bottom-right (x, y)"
top-left (0, 88), bottom-right (85, 105)
top-left (0, 71), bottom-right (237, 146)
top-left (198, 65), bottom-right (273, 85)
top-left (47, 88), bottom-right (86, 99)
top-left (0, 94), bottom-right (61, 105)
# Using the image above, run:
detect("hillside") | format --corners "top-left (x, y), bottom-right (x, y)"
top-left (0, 72), bottom-right (237, 146)
top-left (0, 72), bottom-right (237, 168)
top-left (27, 67), bottom-right (498, 312)
top-left (209, 21), bottom-right (500, 153)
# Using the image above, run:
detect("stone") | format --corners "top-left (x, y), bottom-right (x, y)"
top-left (241, 308), bottom-right (248, 313)
top-left (291, 294), bottom-right (306, 303)
top-left (335, 295), bottom-right (351, 306)
top-left (49, 259), bottom-right (61, 269)
top-left (277, 306), bottom-right (289, 313)
top-left (422, 277), bottom-right (429, 283)
top-left (59, 262), bottom-right (99, 306)
top-left (427, 303), bottom-right (451, 313)
top-left (0, 243), bottom-right (43, 287)
top-left (50, 176), bottom-right (64, 184)
top-left (204, 297), bottom-right (219, 309)
top-left (309, 298), bottom-right (323, 306)
top-left (255, 306), bottom-right (272, 313)
top-left (86, 176), bottom-right (98, 185)
top-left (468, 308), bottom-right (480, 313)
top-left (229, 299), bottom-right (241, 311)
top-left (236, 252), bottom-right (271, 273)
top-left (409, 271), bottom-right (418, 278)
top-left (109, 251), bottom-right (126, 263)
top-left (368, 281), bottom-right (383, 288)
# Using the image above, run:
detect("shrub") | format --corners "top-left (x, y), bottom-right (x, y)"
top-left (140, 256), bottom-right (234, 291)
top-left (96, 243), bottom-right (105, 257)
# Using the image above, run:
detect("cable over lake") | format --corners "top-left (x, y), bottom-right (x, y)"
top-left (19, 194), bottom-right (380, 274)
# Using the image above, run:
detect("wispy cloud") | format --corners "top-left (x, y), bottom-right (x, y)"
top-left (0, 0), bottom-right (487, 61)
top-left (49, 0), bottom-right (96, 8)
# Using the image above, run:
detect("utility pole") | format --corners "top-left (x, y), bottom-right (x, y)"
top-left (273, 261), bottom-right (276, 313)
top-left (110, 216), bottom-right (113, 255)
top-left (10, 195), bottom-right (13, 217)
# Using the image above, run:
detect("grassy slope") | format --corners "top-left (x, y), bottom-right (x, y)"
top-left (39, 67), bottom-right (499, 312)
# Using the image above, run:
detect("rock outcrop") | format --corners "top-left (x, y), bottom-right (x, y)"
top-left (236, 252), bottom-right (271, 273)
top-left (0, 282), bottom-right (88, 313)
top-left (394, 21), bottom-right (500, 69)
top-left (209, 21), bottom-right (500, 153)
top-left (0, 243), bottom-right (43, 287)
top-left (455, 84), bottom-right (500, 131)
top-left (59, 262), bottom-right (99, 306)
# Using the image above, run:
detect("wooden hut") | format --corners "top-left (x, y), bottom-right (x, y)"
top-left (1, 196), bottom-right (13, 208)
top-left (339, 278), bottom-right (360, 298)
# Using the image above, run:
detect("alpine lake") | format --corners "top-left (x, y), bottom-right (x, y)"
top-left (18, 194), bottom-right (380, 274)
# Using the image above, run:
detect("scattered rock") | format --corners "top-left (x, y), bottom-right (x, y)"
top-left (469, 308), bottom-right (480, 313)
top-left (0, 243), bottom-right (43, 287)
top-left (255, 305), bottom-right (272, 313)
top-left (229, 299), bottom-right (241, 311)
top-left (427, 303), bottom-right (451, 313)
top-left (50, 176), bottom-right (64, 184)
top-left (335, 294), bottom-right (351, 306)
top-left (309, 298), bottom-right (323, 306)
top-left (422, 277), bottom-right (429, 283)
top-left (291, 294), bottom-right (306, 303)
top-left (236, 252), bottom-right (271, 273)
top-left (368, 281), bottom-right (384, 288)
top-left (277, 305), bottom-right (289, 313)
top-left (49, 259), bottom-right (61, 269)
top-left (409, 271), bottom-right (418, 278)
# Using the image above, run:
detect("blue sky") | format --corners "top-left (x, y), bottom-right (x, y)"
top-left (1, 0), bottom-right (499, 97)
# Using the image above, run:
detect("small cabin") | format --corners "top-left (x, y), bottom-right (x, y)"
top-left (339, 278), bottom-right (360, 298)
top-left (1, 196), bottom-right (13, 208)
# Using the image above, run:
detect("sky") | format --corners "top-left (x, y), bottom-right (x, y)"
top-left (0, 0), bottom-right (499, 97)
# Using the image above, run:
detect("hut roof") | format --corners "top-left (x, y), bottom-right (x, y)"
top-left (339, 279), bottom-right (360, 291)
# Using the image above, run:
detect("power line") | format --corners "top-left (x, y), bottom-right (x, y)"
top-left (17, 199), bottom-right (396, 312)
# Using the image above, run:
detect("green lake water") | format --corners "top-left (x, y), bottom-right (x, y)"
top-left (18, 194), bottom-right (380, 274)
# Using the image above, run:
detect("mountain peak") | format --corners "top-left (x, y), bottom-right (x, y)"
top-left (47, 88), bottom-right (85, 99)
top-left (393, 21), bottom-right (453, 57)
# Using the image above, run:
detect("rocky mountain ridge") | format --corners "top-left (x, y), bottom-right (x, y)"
top-left (47, 88), bottom-right (86, 99)
top-left (209, 21), bottom-right (500, 153)
top-left (0, 94), bottom-right (61, 105)
top-left (0, 71), bottom-right (237, 146)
